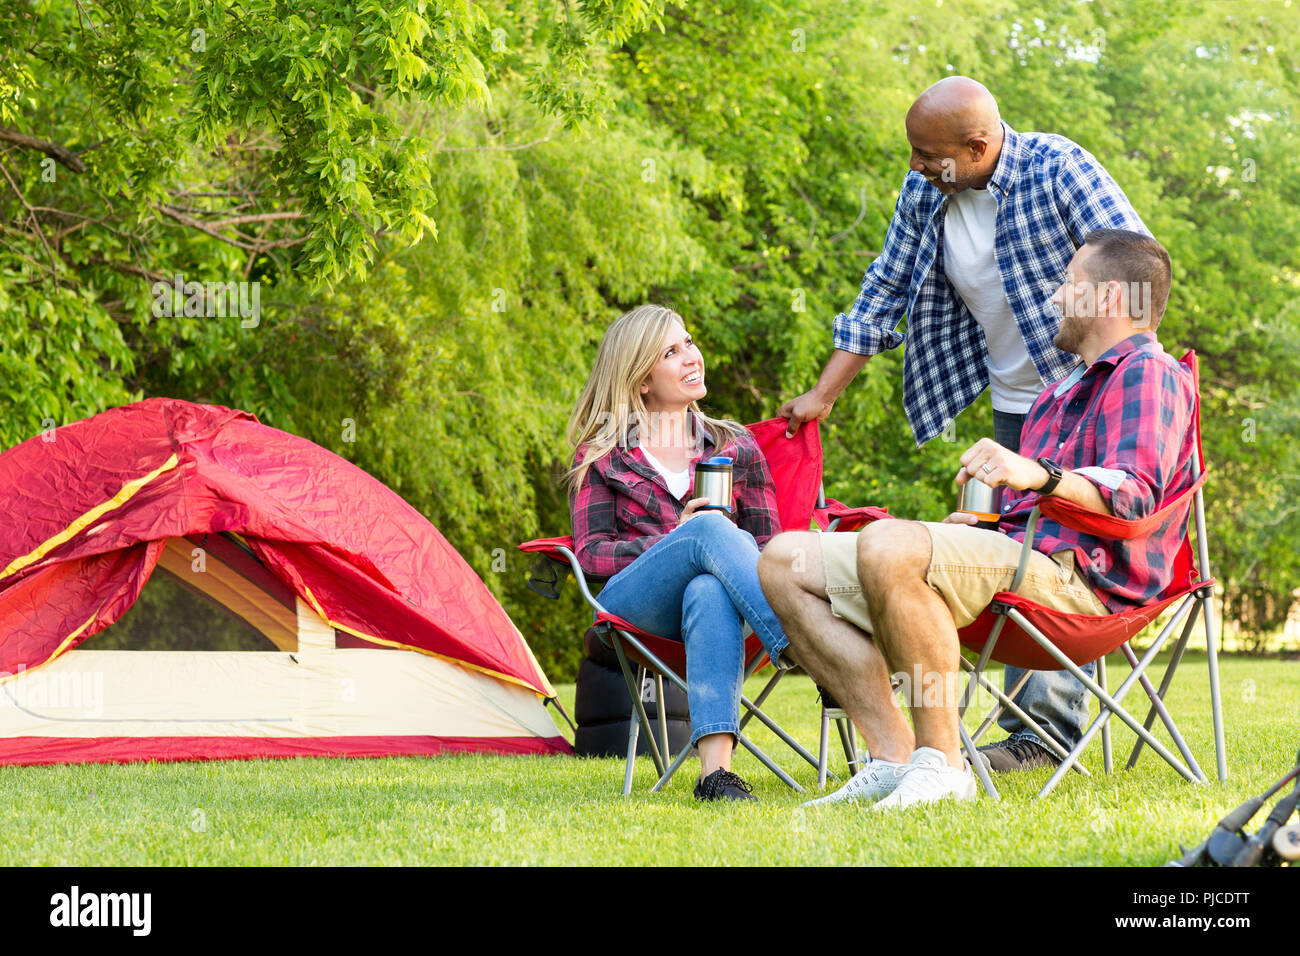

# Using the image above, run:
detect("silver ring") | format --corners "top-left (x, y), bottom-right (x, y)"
top-left (980, 463), bottom-right (992, 474)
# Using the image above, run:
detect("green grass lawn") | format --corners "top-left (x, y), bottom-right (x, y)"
top-left (1, 653), bottom-right (1295, 866)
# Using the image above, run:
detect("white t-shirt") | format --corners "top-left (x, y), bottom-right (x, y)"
top-left (943, 186), bottom-right (1044, 413)
top-left (640, 448), bottom-right (691, 500)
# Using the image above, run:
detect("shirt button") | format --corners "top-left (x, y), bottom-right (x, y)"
top-left (1057, 441), bottom-right (1064, 449)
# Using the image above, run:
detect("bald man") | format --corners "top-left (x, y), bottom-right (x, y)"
top-left (775, 77), bottom-right (1150, 775)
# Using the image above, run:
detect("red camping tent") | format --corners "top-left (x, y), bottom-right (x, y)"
top-left (0, 398), bottom-right (568, 763)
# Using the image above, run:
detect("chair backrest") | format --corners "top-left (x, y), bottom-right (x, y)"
top-left (1163, 349), bottom-right (1209, 592)
top-left (1182, 350), bottom-right (1214, 588)
top-left (1035, 348), bottom-right (1209, 594)
top-left (744, 418), bottom-right (823, 534)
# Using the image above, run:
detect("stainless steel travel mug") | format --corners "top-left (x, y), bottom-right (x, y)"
top-left (693, 457), bottom-right (734, 512)
top-left (957, 476), bottom-right (1001, 530)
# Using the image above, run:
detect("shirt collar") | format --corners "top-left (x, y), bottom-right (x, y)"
top-left (986, 122), bottom-right (1021, 199)
top-left (1051, 332), bottom-right (1160, 397)
top-left (1092, 331), bottom-right (1161, 369)
top-left (1051, 362), bottom-right (1086, 398)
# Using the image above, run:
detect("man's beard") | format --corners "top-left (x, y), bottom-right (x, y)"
top-left (1053, 313), bottom-right (1084, 354)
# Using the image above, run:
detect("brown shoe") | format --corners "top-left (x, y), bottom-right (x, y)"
top-left (977, 738), bottom-right (1061, 773)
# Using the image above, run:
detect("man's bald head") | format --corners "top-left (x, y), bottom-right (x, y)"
top-left (906, 77), bottom-right (1001, 141)
top-left (904, 77), bottom-right (1005, 195)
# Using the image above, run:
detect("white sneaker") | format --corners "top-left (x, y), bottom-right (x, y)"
top-left (801, 753), bottom-right (910, 807)
top-left (871, 747), bottom-right (978, 811)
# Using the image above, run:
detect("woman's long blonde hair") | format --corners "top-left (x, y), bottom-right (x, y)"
top-left (566, 305), bottom-right (745, 494)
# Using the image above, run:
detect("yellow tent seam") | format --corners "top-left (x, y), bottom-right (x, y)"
top-left (1, 453), bottom-right (181, 581)
top-left (299, 583), bottom-right (549, 698)
top-left (1, 606), bottom-right (104, 684)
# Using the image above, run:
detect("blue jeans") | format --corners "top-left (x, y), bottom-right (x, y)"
top-left (595, 514), bottom-right (791, 746)
top-left (992, 408), bottom-right (1094, 751)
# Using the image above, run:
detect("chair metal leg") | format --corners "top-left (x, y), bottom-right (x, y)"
top-left (738, 669), bottom-right (783, 733)
top-left (958, 616), bottom-right (1010, 717)
top-left (1023, 604), bottom-right (1201, 797)
top-left (734, 730), bottom-right (804, 792)
top-left (960, 717), bottom-right (999, 801)
top-left (845, 720), bottom-right (861, 775)
top-left (1099, 653), bottom-right (1112, 775)
top-left (650, 736), bottom-right (696, 793)
top-left (959, 658), bottom-right (1089, 775)
top-left (623, 685), bottom-right (641, 796)
top-left (1126, 596), bottom-right (1198, 770)
top-left (971, 667), bottom-right (1033, 745)
top-left (1191, 477), bottom-right (1227, 782)
top-left (835, 716), bottom-right (857, 775)
top-left (739, 690), bottom-right (824, 774)
top-left (609, 628), bottom-right (821, 794)
top-left (818, 708), bottom-right (830, 790)
top-left (654, 672), bottom-right (669, 763)
top-left (611, 639), bottom-right (665, 777)
top-left (1202, 591), bottom-right (1228, 781)
top-left (1118, 643), bottom-right (1204, 782)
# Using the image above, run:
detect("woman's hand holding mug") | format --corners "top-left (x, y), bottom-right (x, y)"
top-left (678, 497), bottom-right (712, 526)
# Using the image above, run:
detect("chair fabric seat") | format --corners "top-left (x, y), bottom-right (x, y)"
top-left (957, 579), bottom-right (1214, 670)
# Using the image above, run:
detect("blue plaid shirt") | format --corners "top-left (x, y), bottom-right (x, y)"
top-left (832, 123), bottom-right (1149, 446)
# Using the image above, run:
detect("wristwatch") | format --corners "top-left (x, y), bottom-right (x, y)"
top-left (1035, 457), bottom-right (1064, 496)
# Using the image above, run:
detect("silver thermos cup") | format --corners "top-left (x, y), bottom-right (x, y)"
top-left (693, 456), bottom-right (734, 512)
top-left (957, 476), bottom-right (1001, 530)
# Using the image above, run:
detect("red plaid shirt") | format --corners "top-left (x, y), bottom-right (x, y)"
top-left (569, 417), bottom-right (782, 579)
top-left (1000, 332), bottom-right (1198, 612)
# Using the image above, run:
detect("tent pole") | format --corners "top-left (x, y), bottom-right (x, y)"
top-left (545, 696), bottom-right (577, 734)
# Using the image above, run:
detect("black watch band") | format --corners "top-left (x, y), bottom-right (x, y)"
top-left (1035, 457), bottom-right (1063, 496)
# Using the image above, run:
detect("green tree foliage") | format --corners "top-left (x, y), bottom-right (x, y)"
top-left (0, 0), bottom-right (668, 439)
top-left (3, 0), bottom-right (1298, 677)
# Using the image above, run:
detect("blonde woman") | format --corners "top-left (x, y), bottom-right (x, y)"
top-left (568, 305), bottom-right (792, 802)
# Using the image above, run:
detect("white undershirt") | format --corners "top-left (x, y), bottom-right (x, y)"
top-left (641, 448), bottom-right (691, 500)
top-left (943, 186), bottom-right (1044, 413)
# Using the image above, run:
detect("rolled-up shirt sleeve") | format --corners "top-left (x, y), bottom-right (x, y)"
top-left (831, 177), bottom-right (919, 357)
top-left (1075, 356), bottom-right (1194, 520)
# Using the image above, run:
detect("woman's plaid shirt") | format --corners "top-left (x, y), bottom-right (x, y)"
top-left (569, 420), bottom-right (781, 579)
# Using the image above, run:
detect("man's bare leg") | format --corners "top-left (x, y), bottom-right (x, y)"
top-left (758, 532), bottom-right (913, 763)
top-left (857, 520), bottom-right (964, 769)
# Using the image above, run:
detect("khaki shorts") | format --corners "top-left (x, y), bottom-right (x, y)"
top-left (820, 522), bottom-right (1108, 633)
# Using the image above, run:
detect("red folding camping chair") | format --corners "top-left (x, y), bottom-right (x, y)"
top-left (949, 350), bottom-right (1227, 800)
top-left (520, 418), bottom-right (860, 795)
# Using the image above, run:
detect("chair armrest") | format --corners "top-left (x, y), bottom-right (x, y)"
top-left (518, 536), bottom-right (578, 600)
top-left (1036, 470), bottom-right (1207, 541)
top-left (517, 535), bottom-right (612, 610)
top-left (518, 535), bottom-right (576, 562)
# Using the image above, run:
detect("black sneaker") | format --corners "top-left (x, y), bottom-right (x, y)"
top-left (694, 768), bottom-right (757, 802)
top-left (976, 737), bottom-right (1061, 773)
